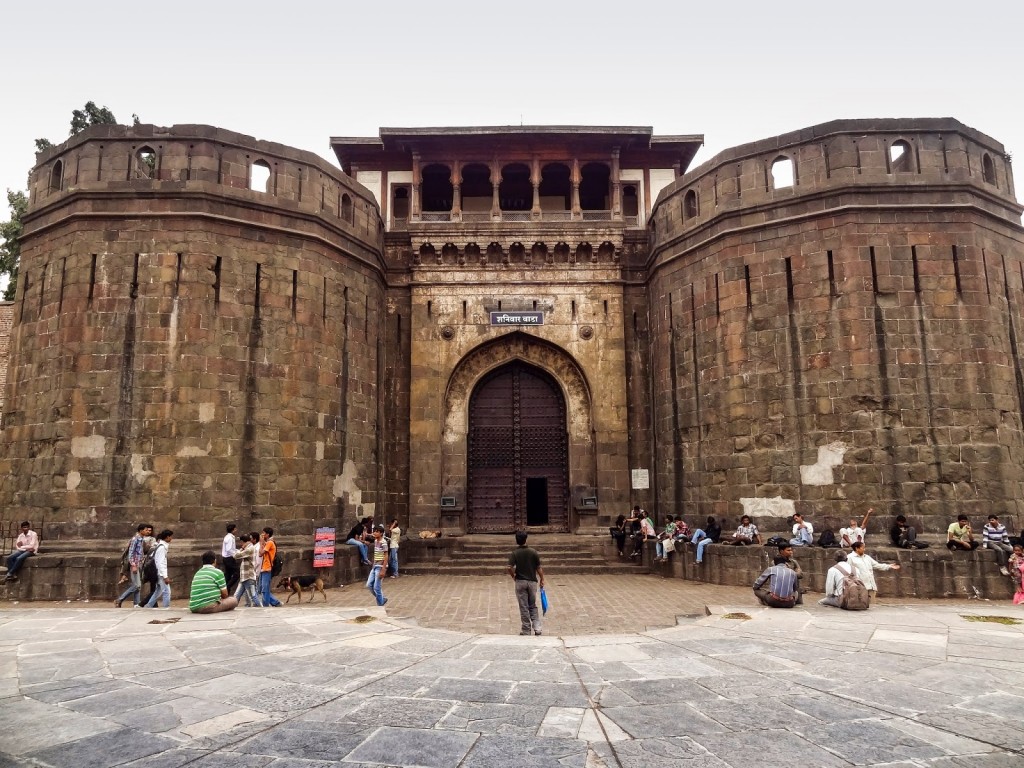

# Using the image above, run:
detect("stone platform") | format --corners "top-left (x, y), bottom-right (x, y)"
top-left (1, 577), bottom-right (1022, 767)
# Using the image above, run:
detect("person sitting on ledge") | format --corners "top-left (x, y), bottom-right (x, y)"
top-left (752, 555), bottom-right (799, 608)
top-left (189, 551), bottom-right (238, 614)
top-left (947, 515), bottom-right (980, 551)
top-left (346, 517), bottom-right (372, 565)
top-left (840, 508), bottom-right (873, 548)
top-left (690, 516), bottom-right (722, 564)
top-left (4, 521), bottom-right (39, 582)
top-left (983, 514), bottom-right (1014, 576)
top-left (723, 515), bottom-right (761, 546)
top-left (790, 513), bottom-right (814, 547)
top-left (890, 515), bottom-right (928, 549)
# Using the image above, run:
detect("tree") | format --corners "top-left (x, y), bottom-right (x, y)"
top-left (35, 101), bottom-right (125, 153)
top-left (0, 190), bottom-right (27, 301)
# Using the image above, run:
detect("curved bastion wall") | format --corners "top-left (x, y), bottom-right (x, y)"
top-left (0, 124), bottom-right (387, 540)
top-left (647, 118), bottom-right (1024, 532)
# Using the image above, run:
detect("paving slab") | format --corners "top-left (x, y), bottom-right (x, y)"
top-left (0, 576), bottom-right (1022, 767)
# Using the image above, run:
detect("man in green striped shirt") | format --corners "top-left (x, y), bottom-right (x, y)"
top-left (189, 551), bottom-right (239, 614)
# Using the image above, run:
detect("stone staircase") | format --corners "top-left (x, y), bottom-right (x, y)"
top-left (400, 534), bottom-right (648, 576)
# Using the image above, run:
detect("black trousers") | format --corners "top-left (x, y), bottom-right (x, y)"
top-left (223, 556), bottom-right (240, 595)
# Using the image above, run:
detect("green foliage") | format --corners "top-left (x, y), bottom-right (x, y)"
top-left (0, 190), bottom-right (27, 301)
top-left (35, 101), bottom-right (126, 153)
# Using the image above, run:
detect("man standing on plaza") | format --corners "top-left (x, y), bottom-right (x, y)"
top-left (507, 530), bottom-right (545, 636)
top-left (365, 524), bottom-right (390, 606)
top-left (221, 524), bottom-right (240, 595)
top-left (258, 528), bottom-right (282, 607)
top-left (115, 523), bottom-right (152, 607)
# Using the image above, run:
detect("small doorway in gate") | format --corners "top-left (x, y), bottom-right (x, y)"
top-left (526, 478), bottom-right (549, 526)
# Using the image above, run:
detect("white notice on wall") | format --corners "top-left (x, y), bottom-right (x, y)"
top-left (631, 469), bottom-right (650, 490)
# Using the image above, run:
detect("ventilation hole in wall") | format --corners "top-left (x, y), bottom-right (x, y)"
top-left (88, 254), bottom-right (97, 305)
top-left (37, 263), bottom-right (46, 321)
top-left (603, 299), bottom-right (608, 315)
top-left (365, 294), bottom-right (369, 339)
top-left (342, 194), bottom-right (353, 224)
top-left (982, 248), bottom-right (990, 302)
top-left (952, 245), bottom-right (962, 297)
top-left (213, 256), bottom-right (222, 307)
top-left (250, 161), bottom-right (271, 193)
top-left (462, 299), bottom-right (467, 319)
top-left (130, 254), bottom-right (140, 301)
top-left (827, 250), bottom-right (837, 297)
top-left (136, 146), bottom-right (156, 179)
top-left (19, 272), bottom-right (28, 323)
top-left (427, 300), bottom-right (432, 318)
top-left (822, 143), bottom-right (831, 179)
top-left (498, 300), bottom-right (502, 311)
top-left (744, 264), bottom-right (752, 311)
top-left (571, 300), bottom-right (576, 318)
top-left (254, 263), bottom-right (262, 313)
top-left (785, 257), bottom-right (795, 305)
top-left (941, 137), bottom-right (949, 173)
top-left (869, 246), bottom-right (880, 297)
top-left (714, 273), bottom-right (720, 318)
top-left (58, 257), bottom-right (66, 314)
top-left (633, 310), bottom-right (638, 333)
top-left (343, 286), bottom-right (349, 329)
top-left (911, 246), bottom-right (921, 294)
top-left (175, 253), bottom-right (183, 298)
top-left (532, 300), bottom-right (537, 310)
top-left (983, 153), bottom-right (997, 186)
top-left (292, 270), bottom-right (298, 319)
top-left (322, 277), bottom-right (327, 324)
top-left (770, 156), bottom-right (794, 189)
top-left (889, 140), bottom-right (912, 173)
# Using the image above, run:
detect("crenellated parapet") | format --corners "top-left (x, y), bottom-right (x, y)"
top-left (650, 118), bottom-right (1021, 262)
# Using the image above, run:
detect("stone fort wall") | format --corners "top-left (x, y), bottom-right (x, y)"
top-left (1, 125), bottom-right (386, 541)
top-left (648, 118), bottom-right (1024, 533)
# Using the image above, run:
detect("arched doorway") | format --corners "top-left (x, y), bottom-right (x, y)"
top-left (467, 361), bottom-right (569, 533)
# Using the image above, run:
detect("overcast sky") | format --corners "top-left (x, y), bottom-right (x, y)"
top-left (3, 1), bottom-right (1023, 204)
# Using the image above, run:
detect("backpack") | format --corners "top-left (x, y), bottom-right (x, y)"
top-left (817, 530), bottom-right (837, 548)
top-left (838, 565), bottom-right (870, 611)
top-left (142, 547), bottom-right (158, 583)
top-left (766, 536), bottom-right (789, 547)
top-left (271, 552), bottom-right (284, 577)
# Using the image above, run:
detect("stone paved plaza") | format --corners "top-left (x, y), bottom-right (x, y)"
top-left (1, 576), bottom-right (1023, 767)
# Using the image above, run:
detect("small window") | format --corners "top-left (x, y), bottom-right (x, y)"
top-left (982, 153), bottom-right (997, 186)
top-left (136, 146), bottom-right (156, 179)
top-left (250, 160), bottom-right (271, 193)
top-left (392, 186), bottom-right (410, 221)
top-left (683, 189), bottom-right (698, 219)
top-left (622, 185), bottom-right (638, 218)
top-left (770, 156), bottom-right (794, 189)
top-left (890, 140), bottom-right (912, 173)
top-left (49, 160), bottom-right (63, 193)
top-left (341, 193), bottom-right (353, 223)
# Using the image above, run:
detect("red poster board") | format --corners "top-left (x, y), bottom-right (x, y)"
top-left (313, 526), bottom-right (336, 568)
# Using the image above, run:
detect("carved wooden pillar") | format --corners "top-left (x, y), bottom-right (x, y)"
top-left (451, 160), bottom-right (461, 220)
top-left (491, 160), bottom-right (501, 219)
top-left (611, 147), bottom-right (622, 219)
top-left (411, 152), bottom-right (422, 221)
top-left (531, 156), bottom-right (541, 218)
top-left (571, 158), bottom-right (581, 219)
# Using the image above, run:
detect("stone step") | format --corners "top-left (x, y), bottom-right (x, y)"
top-left (400, 563), bottom-right (647, 576)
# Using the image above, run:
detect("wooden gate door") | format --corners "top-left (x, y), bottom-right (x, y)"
top-left (467, 362), bottom-right (569, 533)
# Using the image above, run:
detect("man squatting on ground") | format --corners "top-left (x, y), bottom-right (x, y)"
top-left (508, 531), bottom-right (545, 635)
top-left (753, 555), bottom-right (800, 608)
top-left (189, 551), bottom-right (239, 614)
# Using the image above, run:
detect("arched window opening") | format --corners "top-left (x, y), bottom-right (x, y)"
top-left (982, 153), bottom-right (997, 186)
top-left (622, 185), bottom-right (639, 218)
top-left (392, 186), bottom-right (410, 221)
top-left (341, 193), bottom-right (354, 223)
top-left (499, 163), bottom-right (531, 211)
top-left (136, 146), bottom-right (156, 179)
top-left (49, 160), bottom-right (63, 193)
top-left (890, 140), bottom-right (912, 173)
top-left (683, 189), bottom-right (698, 220)
top-left (421, 164), bottom-right (453, 211)
top-left (770, 156), bottom-right (794, 189)
top-left (579, 163), bottom-right (610, 210)
top-left (460, 164), bottom-right (492, 216)
top-left (539, 163), bottom-right (571, 212)
top-left (250, 160), bottom-right (271, 193)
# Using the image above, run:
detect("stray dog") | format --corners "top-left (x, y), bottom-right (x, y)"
top-left (277, 575), bottom-right (328, 603)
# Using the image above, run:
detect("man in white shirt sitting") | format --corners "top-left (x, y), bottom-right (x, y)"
top-left (790, 514), bottom-right (814, 547)
top-left (840, 507), bottom-right (873, 548)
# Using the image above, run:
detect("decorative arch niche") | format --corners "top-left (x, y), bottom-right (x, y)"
top-left (440, 332), bottom-right (596, 532)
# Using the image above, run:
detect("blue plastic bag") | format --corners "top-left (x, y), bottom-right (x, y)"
top-left (540, 587), bottom-right (549, 614)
